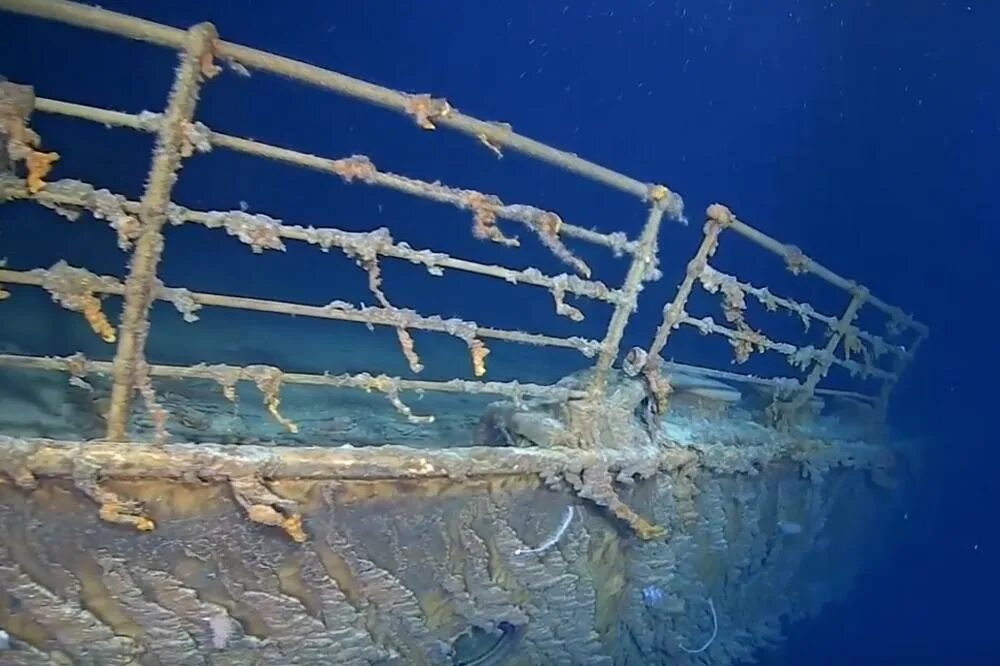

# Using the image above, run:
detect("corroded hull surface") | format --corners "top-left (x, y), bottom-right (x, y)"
top-left (0, 438), bottom-right (894, 665)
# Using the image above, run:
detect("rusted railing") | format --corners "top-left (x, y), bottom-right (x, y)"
top-left (642, 204), bottom-right (926, 423)
top-left (0, 0), bottom-right (925, 448)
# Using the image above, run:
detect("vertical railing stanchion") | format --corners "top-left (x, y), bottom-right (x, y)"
top-left (781, 286), bottom-right (868, 422)
top-left (644, 204), bottom-right (733, 368)
top-left (586, 187), bottom-right (674, 400)
top-left (104, 23), bottom-right (217, 441)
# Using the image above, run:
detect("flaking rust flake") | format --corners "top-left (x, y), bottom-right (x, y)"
top-left (229, 477), bottom-right (307, 543)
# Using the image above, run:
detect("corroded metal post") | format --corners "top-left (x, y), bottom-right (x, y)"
top-left (783, 286), bottom-right (868, 419)
top-left (645, 203), bottom-right (734, 364)
top-left (586, 189), bottom-right (671, 399)
top-left (104, 23), bottom-right (216, 441)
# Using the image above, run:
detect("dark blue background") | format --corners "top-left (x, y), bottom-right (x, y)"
top-left (1, 1), bottom-right (996, 663)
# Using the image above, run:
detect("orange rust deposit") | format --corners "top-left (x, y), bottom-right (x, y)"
top-left (25, 149), bottom-right (58, 193)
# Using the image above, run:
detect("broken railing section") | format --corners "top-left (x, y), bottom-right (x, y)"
top-left (641, 204), bottom-right (925, 422)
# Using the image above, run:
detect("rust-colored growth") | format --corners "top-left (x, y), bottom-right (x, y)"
top-left (404, 92), bottom-right (452, 130)
top-left (25, 149), bottom-right (59, 193)
top-left (646, 184), bottom-right (670, 203)
top-left (466, 191), bottom-right (519, 247)
top-left (644, 204), bottom-right (734, 369)
top-left (476, 132), bottom-right (503, 158)
top-left (136, 360), bottom-right (170, 444)
top-left (537, 210), bottom-right (562, 236)
top-left (644, 363), bottom-right (674, 415)
top-left (784, 244), bottom-right (808, 275)
top-left (329, 154), bottom-right (378, 184)
top-left (729, 328), bottom-right (768, 364)
top-left (359, 373), bottom-right (434, 423)
top-left (531, 209), bottom-right (591, 278)
top-left (469, 338), bottom-right (489, 377)
top-left (699, 267), bottom-right (767, 364)
top-left (781, 287), bottom-right (869, 423)
top-left (359, 253), bottom-right (425, 373)
top-left (1, 80), bottom-right (59, 192)
top-left (231, 478), bottom-right (308, 542)
top-left (35, 262), bottom-right (118, 342)
top-left (81, 292), bottom-right (117, 342)
top-left (572, 466), bottom-right (665, 540)
top-left (395, 327), bottom-right (423, 374)
top-left (198, 39), bottom-right (222, 79)
top-left (247, 365), bottom-right (298, 434)
top-left (99, 501), bottom-right (156, 531)
top-left (246, 504), bottom-right (307, 543)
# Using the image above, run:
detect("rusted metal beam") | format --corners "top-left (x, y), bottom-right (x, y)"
top-left (587, 198), bottom-right (668, 399)
top-left (6, 175), bottom-right (622, 306)
top-left (104, 23), bottom-right (216, 441)
top-left (0, 264), bottom-right (603, 356)
top-left (0, 0), bottom-right (687, 210)
top-left (782, 287), bottom-right (870, 419)
top-left (0, 353), bottom-right (588, 404)
top-left (646, 204), bottom-right (734, 365)
top-left (31, 97), bottom-right (637, 258)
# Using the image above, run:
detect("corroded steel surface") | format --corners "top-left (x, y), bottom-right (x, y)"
top-left (0, 439), bottom-right (895, 665)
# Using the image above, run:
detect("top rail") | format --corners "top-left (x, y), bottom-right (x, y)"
top-left (0, 0), bottom-right (680, 209)
top-left (0, 0), bottom-right (926, 338)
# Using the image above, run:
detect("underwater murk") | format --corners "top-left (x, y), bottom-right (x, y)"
top-left (0, 1), bottom-right (943, 664)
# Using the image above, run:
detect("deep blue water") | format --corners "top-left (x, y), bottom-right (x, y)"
top-left (1, 1), bottom-right (997, 663)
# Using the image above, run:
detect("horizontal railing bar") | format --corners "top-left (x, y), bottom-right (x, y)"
top-left (0, 265), bottom-right (603, 356)
top-left (0, 0), bottom-right (926, 340)
top-left (32, 96), bottom-right (635, 258)
top-left (677, 314), bottom-right (896, 382)
top-left (702, 264), bottom-right (907, 361)
top-left (0, 435), bottom-right (697, 482)
top-left (726, 217), bottom-right (927, 335)
top-left (0, 0), bottom-right (679, 207)
top-left (2, 175), bottom-right (620, 306)
top-left (0, 353), bottom-right (588, 402)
